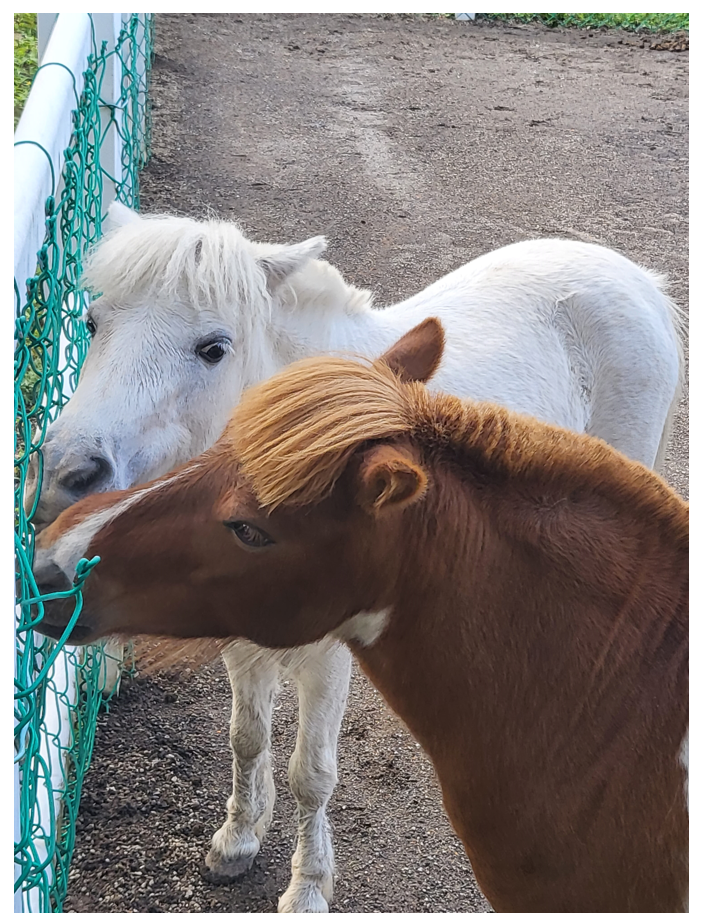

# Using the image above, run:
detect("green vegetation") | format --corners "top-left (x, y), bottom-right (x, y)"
top-left (14, 13), bottom-right (38, 127)
top-left (485, 13), bottom-right (688, 34)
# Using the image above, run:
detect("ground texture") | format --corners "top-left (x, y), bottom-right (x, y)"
top-left (64, 13), bottom-right (688, 914)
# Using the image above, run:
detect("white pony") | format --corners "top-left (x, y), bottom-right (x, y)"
top-left (28, 202), bottom-right (684, 913)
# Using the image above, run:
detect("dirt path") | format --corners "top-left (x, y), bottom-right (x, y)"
top-left (64, 14), bottom-right (688, 913)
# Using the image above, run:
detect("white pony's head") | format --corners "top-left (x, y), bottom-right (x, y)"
top-left (27, 202), bottom-right (334, 529)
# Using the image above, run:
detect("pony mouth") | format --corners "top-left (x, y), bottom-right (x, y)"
top-left (37, 619), bottom-right (96, 645)
top-left (35, 595), bottom-right (98, 644)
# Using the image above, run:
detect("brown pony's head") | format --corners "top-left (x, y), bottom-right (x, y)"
top-left (33, 319), bottom-right (445, 647)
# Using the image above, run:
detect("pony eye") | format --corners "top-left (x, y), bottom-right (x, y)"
top-left (225, 520), bottom-right (274, 549)
top-left (197, 339), bottom-right (230, 365)
top-left (86, 317), bottom-right (97, 336)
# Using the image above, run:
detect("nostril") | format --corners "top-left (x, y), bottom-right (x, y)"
top-left (58, 455), bottom-right (113, 495)
top-left (35, 560), bottom-right (73, 597)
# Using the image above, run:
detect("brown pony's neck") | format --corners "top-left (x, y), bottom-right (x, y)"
top-left (351, 462), bottom-right (688, 913)
top-left (415, 391), bottom-right (687, 546)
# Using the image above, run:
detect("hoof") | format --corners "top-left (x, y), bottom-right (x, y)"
top-left (202, 850), bottom-right (256, 883)
top-left (205, 821), bottom-right (262, 883)
top-left (278, 879), bottom-right (332, 914)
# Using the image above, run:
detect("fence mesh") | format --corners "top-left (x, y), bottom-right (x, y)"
top-left (14, 15), bottom-right (154, 912)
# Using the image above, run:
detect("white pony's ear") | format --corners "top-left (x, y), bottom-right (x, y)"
top-left (259, 236), bottom-right (327, 289)
top-left (105, 200), bottom-right (142, 231)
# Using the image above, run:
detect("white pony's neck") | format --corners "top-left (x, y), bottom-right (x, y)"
top-left (281, 259), bottom-right (374, 318)
top-left (274, 259), bottom-right (389, 358)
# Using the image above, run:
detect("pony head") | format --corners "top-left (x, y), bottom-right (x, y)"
top-left (27, 202), bottom-right (338, 529)
top-left (32, 319), bottom-right (445, 646)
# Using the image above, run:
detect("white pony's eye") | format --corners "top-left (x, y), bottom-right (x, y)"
top-left (86, 317), bottom-right (97, 336)
top-left (197, 338), bottom-right (231, 365)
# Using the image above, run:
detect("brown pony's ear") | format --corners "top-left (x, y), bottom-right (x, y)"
top-left (378, 317), bottom-right (445, 384)
top-left (357, 444), bottom-right (428, 514)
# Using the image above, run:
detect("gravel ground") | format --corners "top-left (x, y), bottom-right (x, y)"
top-left (63, 14), bottom-right (688, 913)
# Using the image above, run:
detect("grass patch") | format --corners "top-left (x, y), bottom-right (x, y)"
top-left (484, 13), bottom-right (688, 34)
top-left (15, 13), bottom-right (38, 127)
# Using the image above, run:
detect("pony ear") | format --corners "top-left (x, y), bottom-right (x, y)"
top-left (379, 318), bottom-right (445, 384)
top-left (105, 200), bottom-right (142, 230)
top-left (259, 236), bottom-right (328, 289)
top-left (357, 444), bottom-right (428, 515)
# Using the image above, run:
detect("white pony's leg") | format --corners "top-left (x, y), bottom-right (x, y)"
top-left (278, 642), bottom-right (353, 914)
top-left (205, 641), bottom-right (279, 880)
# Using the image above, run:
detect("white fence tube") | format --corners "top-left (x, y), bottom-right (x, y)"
top-left (14, 16), bottom-right (92, 911)
top-left (14, 14), bottom-right (93, 301)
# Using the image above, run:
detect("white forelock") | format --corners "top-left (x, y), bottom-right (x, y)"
top-left (81, 213), bottom-right (273, 320)
top-left (80, 213), bottom-right (374, 339)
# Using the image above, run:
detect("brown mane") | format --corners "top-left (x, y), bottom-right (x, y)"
top-left (229, 354), bottom-right (687, 541)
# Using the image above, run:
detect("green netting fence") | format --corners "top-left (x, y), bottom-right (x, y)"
top-left (14, 14), bottom-right (154, 912)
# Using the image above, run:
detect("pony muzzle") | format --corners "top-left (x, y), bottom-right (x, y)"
top-left (33, 557), bottom-right (96, 644)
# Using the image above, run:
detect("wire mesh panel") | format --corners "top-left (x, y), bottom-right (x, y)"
top-left (14, 15), bottom-right (154, 912)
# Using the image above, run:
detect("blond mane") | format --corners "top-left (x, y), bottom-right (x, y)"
top-left (229, 354), bottom-right (688, 541)
top-left (228, 357), bottom-right (414, 509)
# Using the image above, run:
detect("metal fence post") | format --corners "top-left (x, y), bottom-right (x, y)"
top-left (92, 14), bottom-right (123, 210)
top-left (90, 14), bottom-right (127, 691)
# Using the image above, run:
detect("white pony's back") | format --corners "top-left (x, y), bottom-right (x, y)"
top-left (347, 239), bottom-right (683, 467)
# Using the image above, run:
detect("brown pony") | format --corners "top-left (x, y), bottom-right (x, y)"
top-left (34, 319), bottom-right (688, 912)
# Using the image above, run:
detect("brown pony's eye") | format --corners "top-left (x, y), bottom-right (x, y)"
top-left (225, 520), bottom-right (274, 549)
